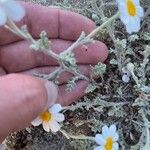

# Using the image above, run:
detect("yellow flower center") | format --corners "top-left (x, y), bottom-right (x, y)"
top-left (105, 137), bottom-right (113, 150)
top-left (40, 111), bottom-right (52, 122)
top-left (126, 0), bottom-right (136, 16)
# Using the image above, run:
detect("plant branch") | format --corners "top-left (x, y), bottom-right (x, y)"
top-left (62, 100), bottom-right (129, 111)
top-left (4, 11), bottom-right (120, 83)
top-left (6, 18), bottom-right (60, 60)
top-left (61, 32), bottom-right (93, 55)
top-left (87, 11), bottom-right (120, 38)
top-left (60, 130), bottom-right (95, 141)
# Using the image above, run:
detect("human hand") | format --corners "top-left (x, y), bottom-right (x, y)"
top-left (0, 2), bottom-right (108, 142)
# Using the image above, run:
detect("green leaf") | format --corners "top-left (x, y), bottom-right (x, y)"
top-left (128, 34), bottom-right (139, 42)
top-left (92, 62), bottom-right (106, 76)
top-left (142, 32), bottom-right (150, 41)
top-left (60, 51), bottom-right (77, 67)
top-left (110, 58), bottom-right (118, 65)
top-left (85, 83), bottom-right (98, 93)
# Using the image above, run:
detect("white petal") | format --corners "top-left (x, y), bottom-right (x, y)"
top-left (122, 74), bottom-right (130, 83)
top-left (113, 133), bottom-right (119, 142)
top-left (95, 134), bottom-right (105, 145)
top-left (109, 124), bottom-right (116, 133)
top-left (102, 125), bottom-right (110, 138)
top-left (137, 6), bottom-right (144, 17)
top-left (126, 17), bottom-right (140, 33)
top-left (109, 125), bottom-right (119, 141)
top-left (133, 0), bottom-right (140, 6)
top-left (120, 15), bottom-right (130, 25)
top-left (2, 0), bottom-right (25, 21)
top-left (54, 113), bottom-right (65, 122)
top-left (116, 0), bottom-right (126, 6)
top-left (126, 25), bottom-right (132, 34)
top-left (31, 117), bottom-right (42, 126)
top-left (42, 122), bottom-right (50, 132)
top-left (94, 146), bottom-right (104, 150)
top-left (113, 142), bottom-right (119, 150)
top-left (131, 17), bottom-right (141, 32)
top-left (49, 120), bottom-right (61, 132)
top-left (50, 104), bottom-right (62, 114)
top-left (0, 6), bottom-right (7, 25)
top-left (118, 3), bottom-right (127, 14)
top-left (119, 4), bottom-right (130, 25)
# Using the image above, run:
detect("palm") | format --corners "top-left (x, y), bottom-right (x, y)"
top-left (0, 2), bottom-right (108, 105)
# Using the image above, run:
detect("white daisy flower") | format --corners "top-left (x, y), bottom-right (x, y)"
top-left (0, 0), bottom-right (25, 26)
top-left (94, 125), bottom-right (119, 150)
top-left (31, 104), bottom-right (65, 133)
top-left (117, 0), bottom-right (144, 34)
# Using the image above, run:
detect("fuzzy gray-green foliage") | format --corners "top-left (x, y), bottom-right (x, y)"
top-left (30, 31), bottom-right (50, 50)
top-left (70, 139), bottom-right (95, 150)
top-left (60, 52), bottom-right (77, 68)
top-left (66, 76), bottom-right (80, 92)
top-left (61, 0), bottom-right (150, 149)
top-left (91, 62), bottom-right (106, 76)
top-left (85, 83), bottom-right (98, 93)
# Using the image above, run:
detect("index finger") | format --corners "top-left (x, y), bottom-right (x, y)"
top-left (0, 2), bottom-right (95, 45)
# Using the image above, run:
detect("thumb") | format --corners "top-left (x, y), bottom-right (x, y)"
top-left (0, 74), bottom-right (58, 142)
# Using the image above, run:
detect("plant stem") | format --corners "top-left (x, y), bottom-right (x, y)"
top-left (141, 4), bottom-right (150, 27)
top-left (87, 11), bottom-right (120, 38)
top-left (47, 67), bottom-right (63, 80)
top-left (60, 130), bottom-right (95, 141)
top-left (5, 18), bottom-right (60, 60)
top-left (5, 11), bottom-right (119, 82)
top-left (61, 32), bottom-right (93, 55)
top-left (91, 1), bottom-right (123, 72)
top-left (64, 66), bottom-right (89, 81)
top-left (62, 100), bottom-right (129, 111)
top-left (35, 67), bottom-right (63, 80)
top-left (43, 50), bottom-right (59, 61)
top-left (5, 19), bottom-right (89, 81)
top-left (141, 109), bottom-right (150, 149)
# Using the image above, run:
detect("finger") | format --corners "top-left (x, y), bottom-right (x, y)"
top-left (0, 67), bottom-right (6, 76)
top-left (0, 2), bottom-right (95, 45)
top-left (0, 74), bottom-right (58, 142)
top-left (21, 65), bottom-right (91, 85)
top-left (57, 80), bottom-right (88, 106)
top-left (0, 39), bottom-right (108, 72)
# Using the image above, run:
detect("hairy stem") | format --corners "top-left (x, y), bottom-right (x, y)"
top-left (60, 130), bottom-right (95, 141)
top-left (62, 100), bottom-right (129, 111)
top-left (92, 0), bottom-right (123, 72)
top-left (61, 32), bottom-right (93, 55)
top-left (6, 18), bottom-right (60, 60)
top-left (87, 11), bottom-right (120, 38)
top-left (5, 11), bottom-right (119, 82)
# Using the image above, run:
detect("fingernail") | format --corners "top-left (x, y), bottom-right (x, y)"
top-left (44, 81), bottom-right (58, 108)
